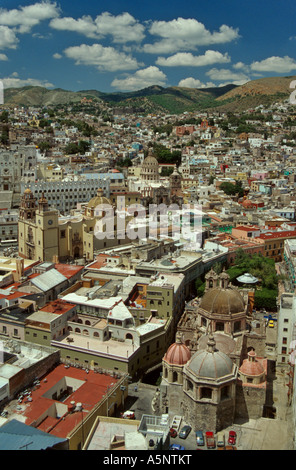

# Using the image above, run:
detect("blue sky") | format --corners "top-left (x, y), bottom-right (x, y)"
top-left (0, 0), bottom-right (296, 93)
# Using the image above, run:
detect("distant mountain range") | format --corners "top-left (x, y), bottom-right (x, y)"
top-left (3, 75), bottom-right (295, 114)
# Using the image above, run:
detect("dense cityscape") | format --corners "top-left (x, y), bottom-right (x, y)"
top-left (0, 87), bottom-right (295, 452)
top-left (1, 0), bottom-right (296, 455)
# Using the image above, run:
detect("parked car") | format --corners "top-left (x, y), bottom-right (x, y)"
top-left (228, 430), bottom-right (237, 445)
top-left (179, 425), bottom-right (192, 439)
top-left (195, 430), bottom-right (204, 446)
top-left (205, 431), bottom-right (216, 449)
top-left (217, 431), bottom-right (225, 448)
top-left (169, 444), bottom-right (185, 451)
top-left (268, 320), bottom-right (274, 328)
top-left (169, 428), bottom-right (177, 438)
top-left (121, 410), bottom-right (135, 419)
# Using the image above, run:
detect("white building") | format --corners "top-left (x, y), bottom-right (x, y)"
top-left (276, 293), bottom-right (296, 366)
top-left (0, 144), bottom-right (37, 208)
top-left (20, 176), bottom-right (111, 214)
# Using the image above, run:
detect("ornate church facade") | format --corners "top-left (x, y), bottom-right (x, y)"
top-left (158, 269), bottom-right (268, 432)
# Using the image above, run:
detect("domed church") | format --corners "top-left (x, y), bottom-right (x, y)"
top-left (159, 269), bottom-right (268, 431)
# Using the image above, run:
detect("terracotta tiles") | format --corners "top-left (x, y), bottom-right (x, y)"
top-left (17, 364), bottom-right (119, 439)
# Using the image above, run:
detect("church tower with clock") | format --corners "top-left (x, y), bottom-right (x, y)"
top-left (18, 189), bottom-right (59, 262)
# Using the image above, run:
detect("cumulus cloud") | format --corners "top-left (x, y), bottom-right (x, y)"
top-left (206, 68), bottom-right (250, 85)
top-left (156, 50), bottom-right (230, 67)
top-left (250, 56), bottom-right (296, 73)
top-left (0, 53), bottom-right (8, 61)
top-left (143, 18), bottom-right (239, 54)
top-left (53, 52), bottom-right (62, 59)
top-left (111, 66), bottom-right (167, 91)
top-left (0, 25), bottom-right (19, 50)
top-left (178, 77), bottom-right (215, 88)
top-left (0, 1), bottom-right (60, 34)
top-left (1, 75), bottom-right (54, 88)
top-left (50, 11), bottom-right (145, 43)
top-left (64, 43), bottom-right (142, 72)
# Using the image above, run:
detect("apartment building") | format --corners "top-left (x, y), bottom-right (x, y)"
top-left (277, 293), bottom-right (296, 366)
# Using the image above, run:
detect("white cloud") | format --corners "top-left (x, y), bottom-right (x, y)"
top-left (1, 76), bottom-right (54, 88)
top-left (53, 52), bottom-right (62, 59)
top-left (250, 56), bottom-right (296, 73)
top-left (50, 11), bottom-right (145, 43)
top-left (156, 50), bottom-right (230, 67)
top-left (178, 77), bottom-right (215, 88)
top-left (111, 66), bottom-right (167, 91)
top-left (0, 53), bottom-right (8, 61)
top-left (50, 15), bottom-right (98, 38)
top-left (94, 12), bottom-right (145, 43)
top-left (0, 25), bottom-right (19, 50)
top-left (64, 43), bottom-right (142, 72)
top-left (233, 61), bottom-right (248, 71)
top-left (0, 1), bottom-right (60, 34)
top-left (143, 18), bottom-right (239, 54)
top-left (206, 68), bottom-right (250, 85)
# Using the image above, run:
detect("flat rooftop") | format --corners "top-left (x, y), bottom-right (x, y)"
top-left (4, 364), bottom-right (120, 440)
top-left (53, 333), bottom-right (139, 360)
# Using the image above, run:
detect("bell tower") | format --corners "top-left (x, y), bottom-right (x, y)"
top-left (18, 189), bottom-right (59, 262)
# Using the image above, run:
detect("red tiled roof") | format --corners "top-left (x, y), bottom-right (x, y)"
top-left (54, 264), bottom-right (84, 279)
top-left (20, 364), bottom-right (119, 439)
top-left (234, 225), bottom-right (260, 231)
top-left (258, 230), bottom-right (296, 240)
top-left (40, 300), bottom-right (76, 314)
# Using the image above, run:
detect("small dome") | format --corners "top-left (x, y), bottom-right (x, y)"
top-left (186, 335), bottom-right (234, 379)
top-left (239, 350), bottom-right (265, 377)
top-left (164, 336), bottom-right (191, 366)
top-left (142, 149), bottom-right (159, 166)
top-left (200, 287), bottom-right (245, 315)
top-left (87, 188), bottom-right (111, 209)
top-left (24, 188), bottom-right (32, 194)
top-left (242, 199), bottom-right (253, 208)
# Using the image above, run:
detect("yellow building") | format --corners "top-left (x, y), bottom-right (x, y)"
top-left (18, 189), bottom-right (59, 262)
top-left (18, 188), bottom-right (142, 263)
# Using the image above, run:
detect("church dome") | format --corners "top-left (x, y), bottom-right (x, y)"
top-left (242, 199), bottom-right (253, 209)
top-left (239, 350), bottom-right (265, 377)
top-left (87, 188), bottom-right (111, 209)
top-left (164, 336), bottom-right (191, 366)
top-left (142, 151), bottom-right (159, 168)
top-left (186, 335), bottom-right (234, 379)
top-left (140, 149), bottom-right (160, 182)
top-left (199, 287), bottom-right (245, 315)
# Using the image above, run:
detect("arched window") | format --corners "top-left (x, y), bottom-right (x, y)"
top-left (200, 387), bottom-right (212, 400)
top-left (172, 371), bottom-right (178, 383)
top-left (83, 329), bottom-right (89, 336)
top-left (75, 328), bottom-right (81, 334)
top-left (187, 379), bottom-right (194, 392)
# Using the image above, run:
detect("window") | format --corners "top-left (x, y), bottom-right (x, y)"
top-left (200, 387), bottom-right (212, 399)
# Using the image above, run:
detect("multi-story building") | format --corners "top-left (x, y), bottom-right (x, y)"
top-left (0, 144), bottom-right (37, 208)
top-left (20, 176), bottom-right (111, 214)
top-left (0, 209), bottom-right (18, 245)
top-left (18, 189), bottom-right (59, 262)
top-left (276, 293), bottom-right (296, 366)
